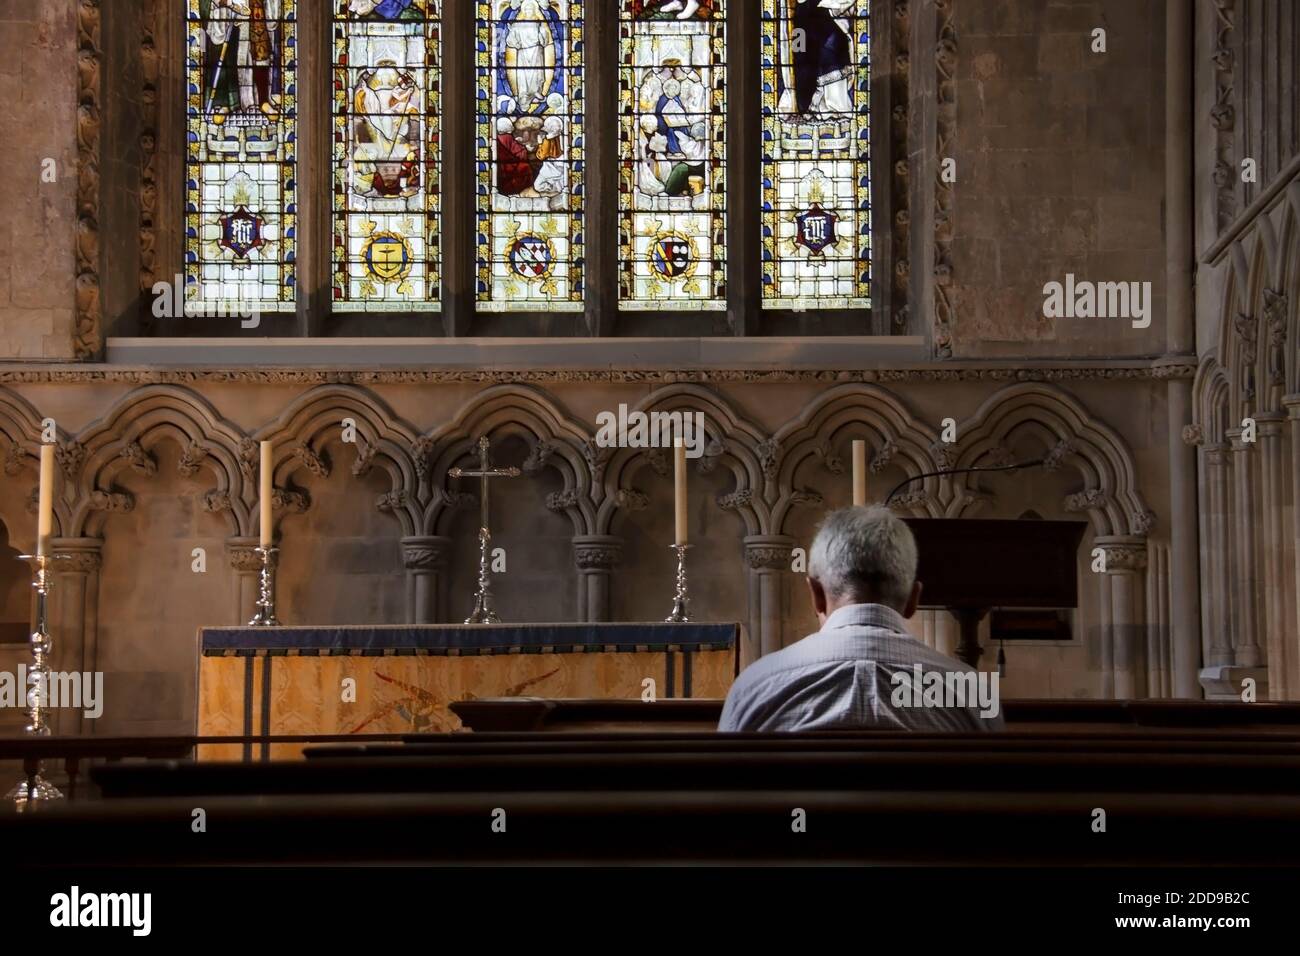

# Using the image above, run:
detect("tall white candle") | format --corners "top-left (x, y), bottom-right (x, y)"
top-left (36, 443), bottom-right (54, 557)
top-left (259, 441), bottom-right (273, 548)
top-left (673, 439), bottom-right (688, 547)
top-left (852, 440), bottom-right (867, 507)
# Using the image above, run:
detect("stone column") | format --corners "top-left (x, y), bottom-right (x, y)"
top-left (401, 536), bottom-right (453, 624)
top-left (584, 0), bottom-right (617, 335)
top-left (1202, 444), bottom-right (1234, 666)
top-left (1257, 413), bottom-right (1290, 697)
top-left (226, 537), bottom-right (263, 625)
top-left (572, 535), bottom-right (622, 623)
top-left (744, 536), bottom-right (796, 666)
top-left (1164, 0), bottom-right (1201, 698)
top-left (441, 0), bottom-right (474, 336)
top-left (50, 537), bottom-right (103, 736)
top-left (1226, 427), bottom-right (1263, 667)
top-left (1096, 537), bottom-right (1148, 699)
top-left (1286, 395), bottom-right (1300, 694)
top-left (296, 1), bottom-right (331, 336)
top-left (727, 0), bottom-right (760, 335)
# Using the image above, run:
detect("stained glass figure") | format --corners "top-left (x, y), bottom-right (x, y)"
top-left (186, 0), bottom-right (297, 314)
top-left (333, 0), bottom-right (442, 310)
top-left (761, 0), bottom-right (870, 309)
top-left (476, 0), bottom-right (585, 310)
top-left (618, 0), bottom-right (726, 310)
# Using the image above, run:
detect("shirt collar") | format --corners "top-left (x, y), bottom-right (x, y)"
top-left (822, 602), bottom-right (911, 634)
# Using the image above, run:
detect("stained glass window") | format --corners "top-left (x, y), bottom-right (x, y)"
top-left (618, 0), bottom-right (726, 310)
top-left (761, 0), bottom-right (870, 309)
top-left (476, 0), bottom-right (585, 311)
top-left (332, 1), bottom-right (442, 311)
top-left (186, 0), bottom-right (297, 314)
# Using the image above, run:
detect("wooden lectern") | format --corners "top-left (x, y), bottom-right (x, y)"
top-left (903, 519), bottom-right (1088, 667)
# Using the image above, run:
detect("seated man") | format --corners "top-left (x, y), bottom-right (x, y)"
top-left (719, 506), bottom-right (1005, 733)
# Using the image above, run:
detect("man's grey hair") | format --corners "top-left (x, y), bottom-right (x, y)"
top-left (807, 506), bottom-right (918, 611)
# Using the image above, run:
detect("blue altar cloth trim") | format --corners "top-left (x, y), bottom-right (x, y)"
top-left (200, 622), bottom-right (740, 657)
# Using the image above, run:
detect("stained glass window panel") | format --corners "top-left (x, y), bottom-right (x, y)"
top-left (761, 0), bottom-right (870, 309)
top-left (476, 0), bottom-right (585, 311)
top-left (333, 0), bottom-right (442, 311)
top-left (618, 0), bottom-right (726, 311)
top-left (186, 0), bottom-right (297, 314)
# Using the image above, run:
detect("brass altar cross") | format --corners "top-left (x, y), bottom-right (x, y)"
top-left (449, 436), bottom-right (521, 624)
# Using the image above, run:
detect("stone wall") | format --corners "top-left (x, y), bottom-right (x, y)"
top-left (948, 0), bottom-right (1167, 359)
top-left (0, 0), bottom-right (79, 360)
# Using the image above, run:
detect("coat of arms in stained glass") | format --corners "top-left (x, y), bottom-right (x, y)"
top-left (761, 0), bottom-right (870, 309)
top-left (186, 0), bottom-right (298, 315)
top-left (476, 0), bottom-right (585, 311)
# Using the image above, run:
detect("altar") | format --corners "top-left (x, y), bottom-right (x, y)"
top-left (197, 623), bottom-right (740, 758)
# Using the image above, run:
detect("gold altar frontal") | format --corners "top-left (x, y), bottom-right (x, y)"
top-left (197, 623), bottom-right (740, 759)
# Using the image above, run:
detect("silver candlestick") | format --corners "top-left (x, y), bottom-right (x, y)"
top-left (7, 553), bottom-right (70, 809)
top-left (464, 527), bottom-right (500, 625)
top-left (664, 543), bottom-right (692, 623)
top-left (248, 546), bottom-right (281, 626)
top-left (449, 436), bottom-right (520, 625)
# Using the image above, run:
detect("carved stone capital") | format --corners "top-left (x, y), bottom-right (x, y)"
top-left (50, 538), bottom-right (103, 573)
top-left (744, 535), bottom-right (797, 572)
top-left (1181, 424), bottom-right (1204, 447)
top-left (1095, 538), bottom-right (1148, 573)
top-left (401, 535), bottom-right (453, 572)
top-left (572, 535), bottom-right (623, 571)
top-left (228, 544), bottom-right (264, 574)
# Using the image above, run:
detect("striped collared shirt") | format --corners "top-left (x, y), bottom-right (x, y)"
top-left (718, 603), bottom-right (1006, 733)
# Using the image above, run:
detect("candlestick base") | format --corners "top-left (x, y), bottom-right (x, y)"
top-left (463, 528), bottom-right (501, 624)
top-left (10, 553), bottom-right (71, 808)
top-left (664, 543), bottom-right (692, 623)
top-left (248, 547), bottom-right (282, 627)
top-left (6, 774), bottom-right (64, 811)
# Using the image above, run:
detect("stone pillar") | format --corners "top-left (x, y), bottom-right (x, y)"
top-left (1202, 444), bottom-right (1234, 666)
top-left (584, 0), bottom-right (617, 335)
top-left (1096, 537), bottom-right (1148, 699)
top-left (296, 1), bottom-right (331, 336)
top-left (227, 537), bottom-right (263, 625)
top-left (1285, 395), bottom-right (1300, 694)
top-left (441, 0), bottom-right (474, 336)
top-left (744, 536), bottom-right (796, 665)
top-left (1226, 428), bottom-right (1263, 667)
top-left (401, 536), bottom-right (453, 624)
top-left (1163, 0), bottom-right (1200, 698)
top-left (572, 535), bottom-right (622, 623)
top-left (1257, 413), bottom-right (1290, 697)
top-left (50, 537), bottom-right (103, 736)
top-left (727, 0), bottom-right (760, 335)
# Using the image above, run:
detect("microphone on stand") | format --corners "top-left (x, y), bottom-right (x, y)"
top-left (884, 457), bottom-right (1049, 505)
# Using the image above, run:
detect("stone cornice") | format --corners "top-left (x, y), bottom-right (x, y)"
top-left (0, 362), bottom-right (1197, 387)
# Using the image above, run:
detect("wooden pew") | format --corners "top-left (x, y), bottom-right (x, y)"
top-left (90, 747), bottom-right (1300, 799)
top-left (450, 696), bottom-right (1300, 733)
top-left (5, 789), bottom-right (1300, 865)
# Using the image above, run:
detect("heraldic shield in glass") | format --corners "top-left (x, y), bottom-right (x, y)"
top-left (761, 0), bottom-right (871, 310)
top-left (618, 0), bottom-right (727, 311)
top-left (476, 0), bottom-right (586, 311)
top-left (333, 0), bottom-right (442, 311)
top-left (186, 0), bottom-right (298, 314)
